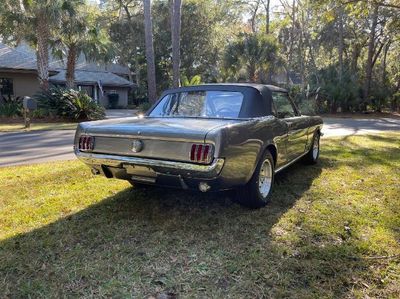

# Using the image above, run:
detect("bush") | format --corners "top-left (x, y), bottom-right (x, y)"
top-left (31, 108), bottom-right (50, 119)
top-left (34, 87), bottom-right (105, 121)
top-left (0, 95), bottom-right (23, 117)
top-left (309, 64), bottom-right (360, 113)
top-left (287, 85), bottom-right (319, 115)
top-left (138, 101), bottom-right (152, 113)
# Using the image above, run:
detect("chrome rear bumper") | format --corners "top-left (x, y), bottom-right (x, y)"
top-left (75, 149), bottom-right (225, 178)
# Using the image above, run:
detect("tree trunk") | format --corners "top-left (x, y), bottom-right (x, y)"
top-left (262, 0), bottom-right (270, 34)
top-left (135, 54), bottom-right (141, 94)
top-left (286, 0), bottom-right (296, 85)
top-left (381, 40), bottom-right (390, 86)
top-left (143, 0), bottom-right (157, 103)
top-left (351, 43), bottom-right (360, 73)
top-left (121, 2), bottom-right (141, 93)
top-left (363, 4), bottom-right (379, 108)
top-left (250, 0), bottom-right (260, 33)
top-left (36, 11), bottom-right (50, 90)
top-left (338, 6), bottom-right (344, 83)
top-left (299, 7), bottom-right (305, 89)
top-left (171, 0), bottom-right (182, 88)
top-left (248, 62), bottom-right (257, 83)
top-left (66, 44), bottom-right (77, 89)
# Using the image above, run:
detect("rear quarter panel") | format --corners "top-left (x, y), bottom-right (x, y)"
top-left (206, 117), bottom-right (287, 187)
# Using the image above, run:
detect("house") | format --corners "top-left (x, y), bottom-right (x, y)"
top-left (0, 42), bottom-right (135, 108)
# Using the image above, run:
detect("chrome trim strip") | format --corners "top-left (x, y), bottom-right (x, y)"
top-left (86, 133), bottom-right (207, 143)
top-left (75, 148), bottom-right (225, 175)
top-left (275, 151), bottom-right (308, 173)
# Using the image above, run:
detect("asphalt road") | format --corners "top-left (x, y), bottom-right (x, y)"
top-left (0, 130), bottom-right (75, 167)
top-left (0, 117), bottom-right (399, 167)
top-left (322, 117), bottom-right (400, 137)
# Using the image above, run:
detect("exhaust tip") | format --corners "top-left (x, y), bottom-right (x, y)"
top-left (199, 182), bottom-right (211, 192)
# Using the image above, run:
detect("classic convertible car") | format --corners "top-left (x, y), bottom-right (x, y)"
top-left (75, 83), bottom-right (323, 208)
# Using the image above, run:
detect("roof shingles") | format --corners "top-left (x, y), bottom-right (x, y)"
top-left (0, 42), bottom-right (134, 88)
top-left (49, 70), bottom-right (134, 87)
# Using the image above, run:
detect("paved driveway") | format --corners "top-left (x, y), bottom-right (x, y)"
top-left (1, 117), bottom-right (399, 167)
top-left (322, 117), bottom-right (400, 137)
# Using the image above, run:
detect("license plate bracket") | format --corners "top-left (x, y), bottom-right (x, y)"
top-left (123, 164), bottom-right (156, 177)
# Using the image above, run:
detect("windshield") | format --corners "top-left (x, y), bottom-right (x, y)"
top-left (149, 91), bottom-right (244, 118)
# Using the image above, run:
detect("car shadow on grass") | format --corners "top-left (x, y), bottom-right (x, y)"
top-left (0, 158), bottom-right (369, 298)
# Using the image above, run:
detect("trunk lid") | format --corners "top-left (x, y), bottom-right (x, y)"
top-left (82, 117), bottom-right (241, 163)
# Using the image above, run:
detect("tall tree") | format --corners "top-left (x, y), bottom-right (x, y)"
top-left (171, 0), bottom-right (182, 88)
top-left (363, 3), bottom-right (379, 105)
top-left (143, 0), bottom-right (157, 103)
top-left (54, 2), bottom-right (111, 88)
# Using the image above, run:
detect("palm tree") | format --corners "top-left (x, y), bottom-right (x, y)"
top-left (1, 0), bottom-right (69, 90)
top-left (171, 0), bottom-right (182, 88)
top-left (143, 0), bottom-right (157, 103)
top-left (224, 33), bottom-right (280, 83)
top-left (53, 2), bottom-right (111, 89)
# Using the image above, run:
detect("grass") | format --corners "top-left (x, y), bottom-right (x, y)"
top-left (0, 133), bottom-right (399, 298)
top-left (0, 122), bottom-right (77, 132)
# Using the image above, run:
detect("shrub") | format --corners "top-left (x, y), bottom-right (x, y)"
top-left (309, 64), bottom-right (360, 113)
top-left (138, 102), bottom-right (152, 113)
top-left (31, 108), bottom-right (50, 119)
top-left (288, 85), bottom-right (319, 115)
top-left (34, 87), bottom-right (105, 121)
top-left (0, 95), bottom-right (23, 117)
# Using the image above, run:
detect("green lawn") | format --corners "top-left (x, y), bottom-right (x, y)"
top-left (0, 122), bottom-right (77, 132)
top-left (0, 133), bottom-right (399, 298)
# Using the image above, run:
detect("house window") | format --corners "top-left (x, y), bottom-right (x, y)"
top-left (78, 85), bottom-right (94, 98)
top-left (0, 78), bottom-right (14, 96)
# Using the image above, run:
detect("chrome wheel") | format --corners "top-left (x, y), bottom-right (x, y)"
top-left (312, 135), bottom-right (320, 160)
top-left (258, 159), bottom-right (273, 198)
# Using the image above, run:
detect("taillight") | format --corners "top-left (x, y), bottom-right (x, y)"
top-left (190, 143), bottom-right (213, 164)
top-left (78, 135), bottom-right (94, 152)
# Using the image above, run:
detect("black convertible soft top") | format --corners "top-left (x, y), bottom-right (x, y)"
top-left (158, 83), bottom-right (288, 118)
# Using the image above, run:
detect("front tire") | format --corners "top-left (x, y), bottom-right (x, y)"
top-left (235, 150), bottom-right (275, 208)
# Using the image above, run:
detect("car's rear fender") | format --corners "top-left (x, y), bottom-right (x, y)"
top-left (205, 117), bottom-right (280, 187)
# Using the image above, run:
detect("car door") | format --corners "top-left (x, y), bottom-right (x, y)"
top-left (271, 92), bottom-right (309, 163)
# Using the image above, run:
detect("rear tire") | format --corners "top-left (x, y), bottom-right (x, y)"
top-left (235, 150), bottom-right (275, 208)
top-left (304, 132), bottom-right (320, 164)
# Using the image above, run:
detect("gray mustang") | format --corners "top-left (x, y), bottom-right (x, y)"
top-left (75, 83), bottom-right (323, 208)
